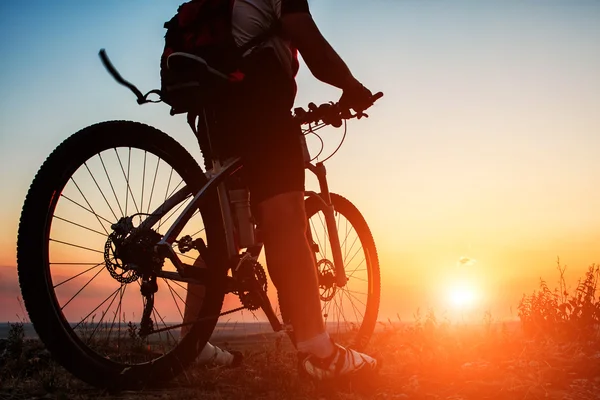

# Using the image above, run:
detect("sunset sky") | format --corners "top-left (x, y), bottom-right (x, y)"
top-left (0, 0), bottom-right (599, 323)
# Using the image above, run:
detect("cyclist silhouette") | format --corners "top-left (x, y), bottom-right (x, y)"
top-left (181, 0), bottom-right (379, 379)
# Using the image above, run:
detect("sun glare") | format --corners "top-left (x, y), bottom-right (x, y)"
top-left (447, 284), bottom-right (478, 309)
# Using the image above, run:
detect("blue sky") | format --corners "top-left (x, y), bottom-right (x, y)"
top-left (1, 1), bottom-right (600, 320)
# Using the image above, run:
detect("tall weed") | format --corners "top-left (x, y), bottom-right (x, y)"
top-left (518, 258), bottom-right (600, 341)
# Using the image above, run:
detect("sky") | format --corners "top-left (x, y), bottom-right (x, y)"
top-left (1, 0), bottom-right (599, 323)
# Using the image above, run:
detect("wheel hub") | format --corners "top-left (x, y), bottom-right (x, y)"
top-left (104, 217), bottom-right (164, 283)
top-left (317, 259), bottom-right (337, 301)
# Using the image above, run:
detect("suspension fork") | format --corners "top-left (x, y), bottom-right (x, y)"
top-left (306, 162), bottom-right (347, 287)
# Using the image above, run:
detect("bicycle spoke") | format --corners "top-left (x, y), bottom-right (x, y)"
top-left (317, 212), bottom-right (328, 259)
top-left (165, 280), bottom-right (188, 307)
top-left (334, 296), bottom-right (342, 335)
top-left (105, 284), bottom-right (126, 347)
top-left (116, 284), bottom-right (128, 349)
top-left (75, 284), bottom-right (123, 335)
top-left (339, 287), bottom-right (365, 322)
top-left (60, 194), bottom-right (113, 232)
top-left (60, 266), bottom-right (106, 311)
top-left (50, 238), bottom-right (105, 255)
top-left (69, 177), bottom-right (111, 235)
top-left (53, 215), bottom-right (107, 237)
top-left (84, 162), bottom-right (119, 222)
top-left (166, 177), bottom-right (185, 202)
top-left (339, 219), bottom-right (354, 258)
top-left (189, 225), bottom-right (206, 238)
top-left (344, 242), bottom-right (363, 268)
top-left (336, 294), bottom-right (353, 333)
top-left (146, 158), bottom-right (160, 215)
top-left (343, 234), bottom-right (360, 264)
top-left (114, 148), bottom-right (140, 216)
top-left (51, 262), bottom-right (103, 265)
top-left (158, 168), bottom-right (174, 229)
top-left (53, 262), bottom-right (104, 288)
top-left (340, 288), bottom-right (367, 308)
top-left (172, 280), bottom-right (204, 303)
top-left (140, 151), bottom-right (147, 225)
top-left (164, 279), bottom-right (185, 320)
top-left (153, 306), bottom-right (177, 344)
top-left (349, 275), bottom-right (368, 283)
top-left (346, 259), bottom-right (366, 279)
top-left (322, 296), bottom-right (333, 325)
top-left (98, 152), bottom-right (125, 218)
top-left (309, 218), bottom-right (325, 258)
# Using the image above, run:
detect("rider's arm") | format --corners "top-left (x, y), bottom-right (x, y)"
top-left (280, 1), bottom-right (362, 91)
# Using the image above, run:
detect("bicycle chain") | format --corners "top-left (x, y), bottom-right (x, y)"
top-left (148, 306), bottom-right (246, 336)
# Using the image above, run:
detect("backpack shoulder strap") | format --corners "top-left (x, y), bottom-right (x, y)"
top-left (237, 19), bottom-right (281, 56)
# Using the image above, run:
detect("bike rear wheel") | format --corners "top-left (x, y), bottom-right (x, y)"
top-left (17, 121), bottom-right (227, 389)
top-left (304, 193), bottom-right (381, 351)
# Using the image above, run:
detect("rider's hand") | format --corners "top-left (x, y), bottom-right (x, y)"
top-left (339, 80), bottom-right (373, 112)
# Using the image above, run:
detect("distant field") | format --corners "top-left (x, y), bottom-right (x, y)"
top-left (0, 321), bottom-right (289, 341)
top-left (2, 320), bottom-right (600, 399)
top-left (0, 320), bottom-right (397, 340)
top-left (0, 323), bottom-right (38, 339)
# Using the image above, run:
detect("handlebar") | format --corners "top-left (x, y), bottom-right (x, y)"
top-left (99, 48), bottom-right (384, 125)
top-left (99, 49), bottom-right (162, 105)
top-left (293, 92), bottom-right (384, 127)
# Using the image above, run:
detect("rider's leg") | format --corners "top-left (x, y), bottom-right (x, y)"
top-left (257, 191), bottom-right (332, 355)
top-left (182, 262), bottom-right (242, 367)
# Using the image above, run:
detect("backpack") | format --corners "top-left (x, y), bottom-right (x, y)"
top-left (160, 0), bottom-right (277, 113)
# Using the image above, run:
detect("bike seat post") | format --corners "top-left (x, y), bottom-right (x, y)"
top-left (200, 108), bottom-right (222, 171)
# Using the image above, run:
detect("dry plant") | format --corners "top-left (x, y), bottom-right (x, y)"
top-left (518, 258), bottom-right (600, 342)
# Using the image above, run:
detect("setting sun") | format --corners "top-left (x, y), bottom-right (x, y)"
top-left (447, 283), bottom-right (478, 309)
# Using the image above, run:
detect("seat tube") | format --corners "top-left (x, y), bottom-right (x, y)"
top-left (213, 160), bottom-right (238, 258)
top-left (202, 109), bottom-right (238, 259)
top-left (313, 162), bottom-right (347, 287)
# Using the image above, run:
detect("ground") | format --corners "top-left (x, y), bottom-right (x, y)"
top-left (2, 321), bottom-right (600, 400)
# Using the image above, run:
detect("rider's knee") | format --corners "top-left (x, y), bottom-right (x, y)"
top-left (258, 191), bottom-right (307, 235)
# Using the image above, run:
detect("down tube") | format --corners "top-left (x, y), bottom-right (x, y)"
top-left (158, 158), bottom-right (242, 247)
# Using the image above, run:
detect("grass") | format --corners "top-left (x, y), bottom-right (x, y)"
top-left (2, 261), bottom-right (600, 399)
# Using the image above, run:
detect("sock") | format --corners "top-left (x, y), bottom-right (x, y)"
top-left (296, 332), bottom-right (335, 359)
top-left (197, 342), bottom-right (234, 365)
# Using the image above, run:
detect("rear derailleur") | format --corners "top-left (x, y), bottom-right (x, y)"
top-left (138, 275), bottom-right (158, 337)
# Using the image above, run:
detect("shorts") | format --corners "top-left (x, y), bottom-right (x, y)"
top-left (213, 48), bottom-right (305, 206)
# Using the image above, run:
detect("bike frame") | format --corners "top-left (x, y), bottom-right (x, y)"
top-left (98, 49), bottom-right (353, 333)
top-left (136, 117), bottom-right (348, 332)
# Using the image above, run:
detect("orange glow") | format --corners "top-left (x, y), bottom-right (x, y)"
top-left (1, 2), bottom-right (600, 326)
top-left (447, 283), bottom-right (478, 310)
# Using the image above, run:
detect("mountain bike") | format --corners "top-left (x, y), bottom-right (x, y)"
top-left (16, 49), bottom-right (383, 389)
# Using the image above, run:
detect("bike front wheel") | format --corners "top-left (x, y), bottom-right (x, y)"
top-left (17, 121), bottom-right (227, 389)
top-left (304, 193), bottom-right (381, 351)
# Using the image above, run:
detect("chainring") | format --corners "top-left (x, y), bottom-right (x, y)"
top-left (234, 259), bottom-right (268, 311)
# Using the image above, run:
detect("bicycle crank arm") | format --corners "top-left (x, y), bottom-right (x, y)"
top-left (250, 280), bottom-right (283, 332)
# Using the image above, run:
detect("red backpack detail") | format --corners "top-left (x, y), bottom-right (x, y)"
top-left (161, 0), bottom-right (237, 78)
top-left (160, 0), bottom-right (281, 111)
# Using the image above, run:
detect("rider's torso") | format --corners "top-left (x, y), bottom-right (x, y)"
top-left (232, 0), bottom-right (296, 78)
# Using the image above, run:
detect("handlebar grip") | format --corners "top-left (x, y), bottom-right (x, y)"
top-left (372, 92), bottom-right (384, 102)
top-left (99, 49), bottom-right (145, 103)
